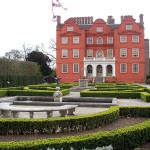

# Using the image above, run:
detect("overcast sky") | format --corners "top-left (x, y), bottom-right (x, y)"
top-left (0, 0), bottom-right (149, 57)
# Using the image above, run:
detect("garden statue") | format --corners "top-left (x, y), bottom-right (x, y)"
top-left (54, 75), bottom-right (61, 86)
top-left (53, 87), bottom-right (63, 102)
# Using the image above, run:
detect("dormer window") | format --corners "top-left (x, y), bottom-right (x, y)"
top-left (67, 26), bottom-right (74, 31)
top-left (126, 25), bottom-right (132, 30)
top-left (96, 27), bottom-right (103, 32)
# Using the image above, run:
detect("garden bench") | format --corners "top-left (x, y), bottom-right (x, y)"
top-left (0, 103), bottom-right (78, 118)
top-left (0, 103), bottom-right (11, 118)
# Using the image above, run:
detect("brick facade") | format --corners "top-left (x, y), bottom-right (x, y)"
top-left (56, 14), bottom-right (149, 83)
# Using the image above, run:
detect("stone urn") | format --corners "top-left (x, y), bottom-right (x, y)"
top-left (53, 87), bottom-right (63, 102)
top-left (79, 79), bottom-right (88, 87)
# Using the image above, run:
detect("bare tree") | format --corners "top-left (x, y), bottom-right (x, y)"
top-left (49, 38), bottom-right (56, 50)
top-left (4, 44), bottom-right (33, 61)
top-left (5, 49), bottom-right (24, 60)
top-left (22, 43), bottom-right (33, 60)
top-left (40, 40), bottom-right (56, 67)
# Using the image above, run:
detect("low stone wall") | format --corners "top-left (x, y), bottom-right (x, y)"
top-left (12, 96), bottom-right (117, 107)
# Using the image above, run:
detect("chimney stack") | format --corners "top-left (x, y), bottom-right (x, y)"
top-left (76, 17), bottom-right (93, 25)
top-left (91, 17), bottom-right (93, 24)
top-left (139, 14), bottom-right (144, 24)
top-left (57, 16), bottom-right (61, 25)
top-left (77, 17), bottom-right (79, 24)
top-left (56, 16), bottom-right (61, 30)
top-left (107, 16), bottom-right (115, 24)
top-left (121, 16), bottom-right (124, 23)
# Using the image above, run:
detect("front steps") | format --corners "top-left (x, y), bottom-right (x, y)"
top-left (94, 77), bottom-right (104, 84)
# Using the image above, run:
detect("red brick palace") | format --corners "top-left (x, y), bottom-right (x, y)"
top-left (56, 14), bottom-right (149, 83)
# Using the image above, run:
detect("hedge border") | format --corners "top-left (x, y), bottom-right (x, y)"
top-left (0, 107), bottom-right (119, 135)
top-left (0, 107), bottom-right (150, 149)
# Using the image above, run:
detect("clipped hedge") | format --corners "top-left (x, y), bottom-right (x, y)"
top-left (28, 83), bottom-right (77, 90)
top-left (95, 84), bottom-right (115, 88)
top-left (0, 90), bottom-right (7, 97)
top-left (61, 89), bottom-right (70, 95)
top-left (50, 83), bottom-right (78, 89)
top-left (7, 89), bottom-right (70, 97)
top-left (140, 92), bottom-right (150, 102)
top-left (80, 89), bottom-right (141, 99)
top-left (0, 120), bottom-right (150, 150)
top-left (94, 83), bottom-right (145, 90)
top-left (29, 86), bottom-right (56, 90)
top-left (0, 106), bottom-right (119, 135)
top-left (120, 106), bottom-right (150, 117)
top-left (7, 90), bottom-right (55, 96)
top-left (28, 84), bottom-right (54, 89)
top-left (90, 87), bottom-right (146, 92)
top-left (0, 107), bottom-right (150, 149)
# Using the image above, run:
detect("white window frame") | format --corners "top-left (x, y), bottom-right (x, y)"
top-left (126, 25), bottom-right (132, 30)
top-left (120, 35), bottom-right (127, 43)
top-left (62, 49), bottom-right (68, 58)
top-left (87, 49), bottom-right (93, 57)
top-left (87, 37), bottom-right (93, 44)
top-left (96, 27), bottom-right (103, 32)
top-left (73, 36), bottom-right (79, 44)
top-left (73, 49), bottom-right (79, 58)
top-left (62, 37), bottom-right (68, 44)
top-left (97, 37), bottom-right (103, 44)
top-left (132, 48), bottom-right (139, 57)
top-left (120, 63), bottom-right (127, 73)
top-left (132, 63), bottom-right (139, 73)
top-left (73, 63), bottom-right (79, 73)
top-left (132, 35), bottom-right (139, 43)
top-left (120, 48), bottom-right (127, 57)
top-left (107, 49), bottom-right (113, 58)
top-left (62, 64), bottom-right (68, 73)
top-left (67, 26), bottom-right (74, 31)
top-left (107, 37), bottom-right (113, 44)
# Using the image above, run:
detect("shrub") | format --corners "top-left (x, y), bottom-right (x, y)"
top-left (140, 92), bottom-right (150, 102)
top-left (0, 90), bottom-right (7, 97)
top-left (0, 107), bottom-right (119, 135)
top-left (0, 107), bottom-right (150, 149)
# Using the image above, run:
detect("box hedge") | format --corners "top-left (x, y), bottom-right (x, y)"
top-left (0, 107), bottom-right (150, 149)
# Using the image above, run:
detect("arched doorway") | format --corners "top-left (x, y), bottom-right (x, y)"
top-left (96, 65), bottom-right (102, 77)
top-left (87, 65), bottom-right (93, 77)
top-left (106, 65), bottom-right (112, 76)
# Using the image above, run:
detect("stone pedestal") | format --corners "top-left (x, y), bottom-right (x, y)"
top-left (79, 79), bottom-right (88, 87)
top-left (53, 87), bottom-right (63, 102)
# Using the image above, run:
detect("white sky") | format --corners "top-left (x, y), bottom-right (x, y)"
top-left (0, 0), bottom-right (150, 57)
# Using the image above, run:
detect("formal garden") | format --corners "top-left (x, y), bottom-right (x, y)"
top-left (0, 1), bottom-right (149, 149)
top-left (0, 82), bottom-right (150, 149)
top-left (1, 82), bottom-right (150, 102)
